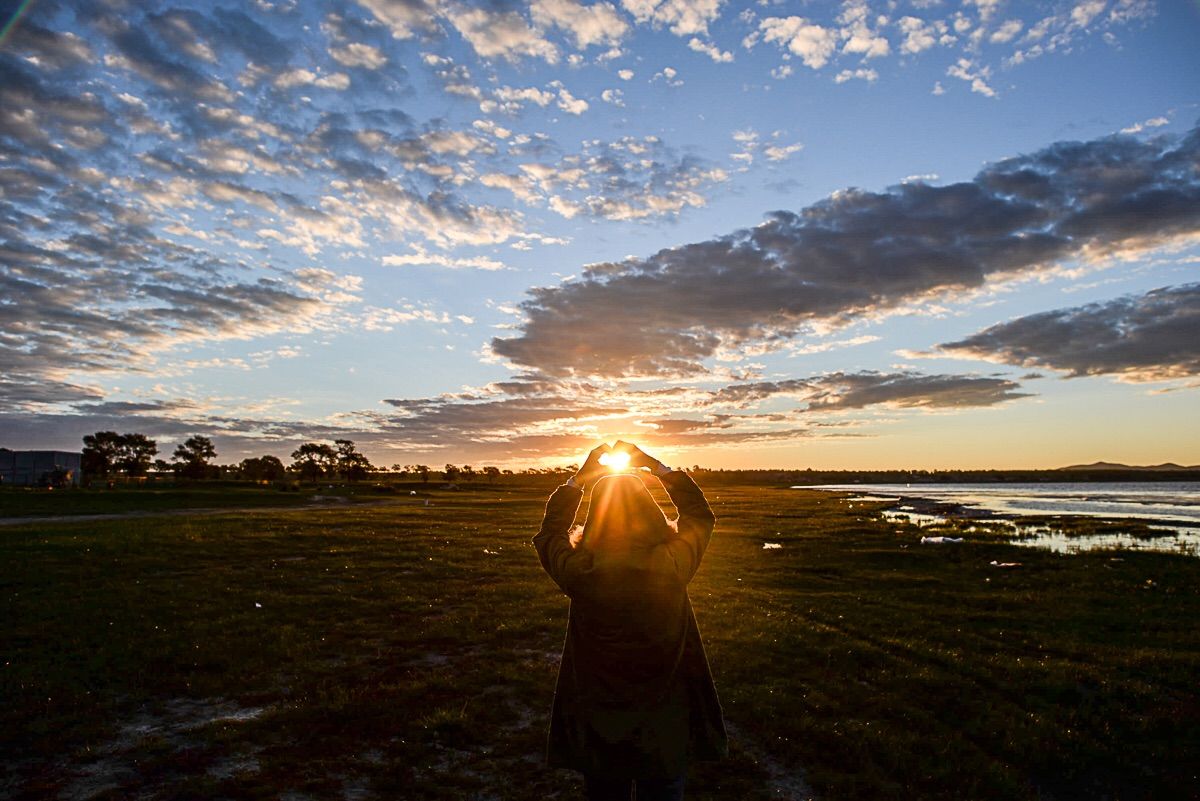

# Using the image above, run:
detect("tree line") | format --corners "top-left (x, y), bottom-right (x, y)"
top-left (76, 432), bottom-right (527, 485)
top-left (80, 432), bottom-right (378, 483)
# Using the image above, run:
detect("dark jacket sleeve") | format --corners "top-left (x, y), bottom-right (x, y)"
top-left (660, 471), bottom-right (716, 584)
top-left (532, 484), bottom-right (588, 595)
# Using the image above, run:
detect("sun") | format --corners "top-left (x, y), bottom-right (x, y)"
top-left (598, 451), bottom-right (631, 471)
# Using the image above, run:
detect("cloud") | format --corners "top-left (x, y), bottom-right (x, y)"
top-left (329, 42), bottom-right (389, 69)
top-left (383, 247), bottom-right (507, 270)
top-left (483, 135), bottom-right (728, 221)
top-left (989, 19), bottom-right (1024, 43)
top-left (837, 0), bottom-right (890, 60)
top-left (7, 21), bottom-right (94, 70)
top-left (687, 37), bottom-right (733, 62)
top-left (946, 58), bottom-right (996, 97)
top-left (273, 68), bottom-right (352, 90)
top-left (756, 16), bottom-right (838, 70)
top-left (600, 88), bottom-right (625, 106)
top-left (422, 53), bottom-right (484, 100)
top-left (938, 284), bottom-right (1200, 382)
top-left (484, 84), bottom-right (557, 114)
top-left (491, 124), bottom-right (1200, 378)
top-left (102, 23), bottom-right (235, 103)
top-left (531, 0), bottom-right (629, 49)
top-left (621, 0), bottom-right (725, 37)
top-left (444, 5), bottom-right (560, 64)
top-left (710, 372), bottom-right (1030, 411)
top-left (1121, 115), bottom-right (1170, 135)
top-left (553, 82), bottom-right (589, 114)
top-left (897, 16), bottom-right (950, 55)
top-left (352, 365), bottom-right (1031, 459)
top-left (834, 68), bottom-right (878, 84)
top-left (353, 0), bottom-right (440, 39)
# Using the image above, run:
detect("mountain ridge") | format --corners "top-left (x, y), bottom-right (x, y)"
top-left (1059, 461), bottom-right (1200, 471)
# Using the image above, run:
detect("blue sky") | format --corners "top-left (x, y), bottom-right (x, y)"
top-left (1, 0), bottom-right (1198, 469)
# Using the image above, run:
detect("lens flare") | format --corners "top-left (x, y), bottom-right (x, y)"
top-left (598, 451), bottom-right (631, 471)
top-left (0, 0), bottom-right (36, 49)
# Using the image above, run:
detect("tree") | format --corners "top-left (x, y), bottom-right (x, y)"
top-left (291, 442), bottom-right (336, 482)
top-left (83, 431), bottom-right (158, 480)
top-left (482, 466), bottom-right (500, 483)
top-left (413, 464), bottom-right (430, 483)
top-left (461, 464), bottom-right (475, 481)
top-left (82, 431), bottom-right (123, 479)
top-left (240, 455), bottom-right (286, 482)
top-left (173, 435), bottom-right (217, 479)
top-left (115, 433), bottom-right (157, 477)
top-left (334, 439), bottom-right (373, 482)
top-left (444, 464), bottom-right (460, 483)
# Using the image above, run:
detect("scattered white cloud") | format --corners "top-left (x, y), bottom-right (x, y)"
top-left (837, 0), bottom-right (890, 60)
top-left (383, 246), bottom-right (507, 271)
top-left (989, 19), bottom-right (1024, 43)
top-left (897, 16), bottom-right (950, 54)
top-left (601, 88), bottom-right (625, 106)
top-left (531, 0), bottom-right (629, 49)
top-left (273, 68), bottom-right (351, 90)
top-left (946, 58), bottom-right (996, 97)
top-left (551, 81), bottom-right (590, 114)
top-left (757, 16), bottom-right (838, 70)
top-left (328, 42), bottom-right (388, 69)
top-left (621, 0), bottom-right (725, 37)
top-left (653, 65), bottom-right (684, 85)
top-left (1121, 115), bottom-right (1170, 135)
top-left (764, 141), bottom-right (804, 161)
top-left (688, 37), bottom-right (734, 62)
top-left (834, 68), bottom-right (878, 83)
top-left (444, 5), bottom-right (560, 64)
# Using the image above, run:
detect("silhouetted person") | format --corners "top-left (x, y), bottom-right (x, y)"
top-left (534, 441), bottom-right (727, 801)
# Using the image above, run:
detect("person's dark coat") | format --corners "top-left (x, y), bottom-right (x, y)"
top-left (533, 471), bottom-right (727, 778)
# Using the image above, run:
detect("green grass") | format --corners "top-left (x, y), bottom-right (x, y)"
top-left (2, 485), bottom-right (1197, 799)
top-left (0, 483), bottom-right (403, 517)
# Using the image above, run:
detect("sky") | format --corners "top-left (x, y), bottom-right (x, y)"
top-left (0, 0), bottom-right (1197, 471)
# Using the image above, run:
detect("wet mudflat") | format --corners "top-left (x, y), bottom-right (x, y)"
top-left (3, 484), bottom-right (1197, 800)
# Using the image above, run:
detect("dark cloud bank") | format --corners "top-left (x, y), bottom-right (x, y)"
top-left (940, 283), bottom-right (1200, 381)
top-left (493, 125), bottom-right (1200, 379)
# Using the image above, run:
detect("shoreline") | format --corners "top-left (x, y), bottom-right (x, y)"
top-left (802, 483), bottom-right (1200, 532)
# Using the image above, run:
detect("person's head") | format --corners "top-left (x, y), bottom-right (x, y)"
top-left (576, 473), bottom-right (672, 553)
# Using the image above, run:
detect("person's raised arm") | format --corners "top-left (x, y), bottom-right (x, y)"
top-left (614, 441), bottom-right (715, 584)
top-left (531, 443), bottom-right (610, 594)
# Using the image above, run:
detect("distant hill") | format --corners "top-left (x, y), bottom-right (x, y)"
top-left (1059, 461), bottom-right (1200, 471)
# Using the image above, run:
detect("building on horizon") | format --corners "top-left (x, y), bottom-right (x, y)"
top-left (0, 450), bottom-right (83, 487)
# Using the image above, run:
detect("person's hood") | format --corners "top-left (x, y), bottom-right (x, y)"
top-left (580, 473), bottom-right (671, 556)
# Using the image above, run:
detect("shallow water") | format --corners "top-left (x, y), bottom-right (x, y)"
top-left (804, 482), bottom-right (1200, 556)
top-left (804, 482), bottom-right (1200, 525)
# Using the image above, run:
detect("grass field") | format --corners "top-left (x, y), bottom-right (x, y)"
top-left (0, 483), bottom-right (400, 518)
top-left (3, 483), bottom-right (1198, 800)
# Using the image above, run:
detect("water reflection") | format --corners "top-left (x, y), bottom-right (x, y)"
top-left (874, 502), bottom-right (1200, 557)
top-left (805, 482), bottom-right (1200, 525)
